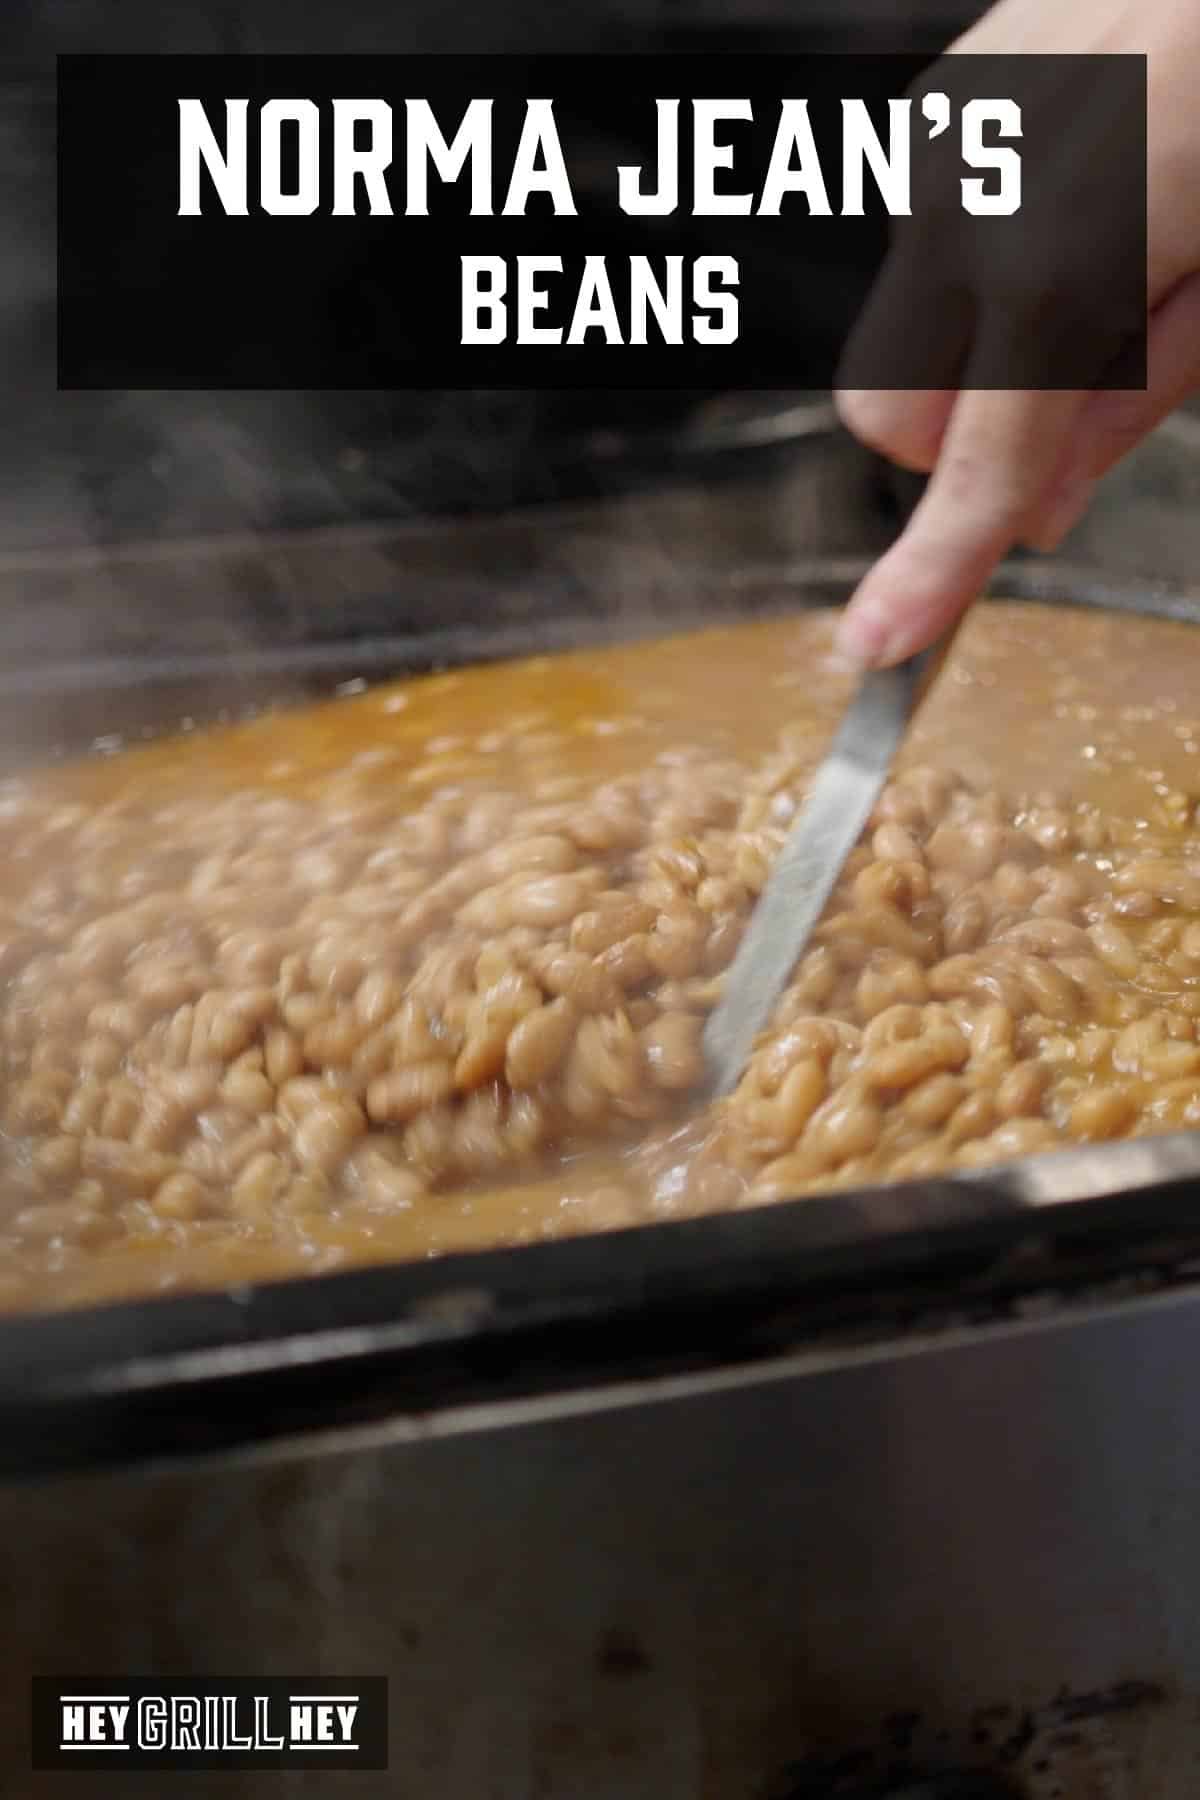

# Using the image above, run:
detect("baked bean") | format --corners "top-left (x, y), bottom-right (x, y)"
top-left (757, 1020), bottom-right (842, 1081)
top-left (448, 1015), bottom-right (507, 1092)
top-left (571, 1012), bottom-right (641, 1102)
top-left (345, 1146), bottom-right (425, 1211)
top-left (1003, 918), bottom-right (1093, 957)
top-left (807, 1087), bottom-right (883, 1163)
top-left (873, 784), bottom-right (925, 831)
top-left (293, 1097), bottom-right (365, 1176)
top-left (232, 1151), bottom-right (290, 1219)
top-left (791, 944), bottom-right (838, 1007)
top-left (307, 939), bottom-right (369, 996)
top-left (384, 997), bottom-right (437, 1066)
top-left (367, 1062), bottom-right (456, 1126)
top-left (8, 608), bottom-right (1200, 1303)
top-left (855, 953), bottom-right (929, 1021)
top-left (410, 942), bottom-right (480, 1012)
top-left (12, 1200), bottom-right (113, 1245)
top-left (927, 820), bottom-right (1008, 880)
top-left (646, 906), bottom-right (708, 981)
top-left (1147, 1078), bottom-right (1200, 1127)
top-left (1113, 1016), bottom-right (1166, 1075)
top-left (128, 961), bottom-right (204, 1013)
top-left (702, 914), bottom-right (744, 974)
top-left (1088, 918), bottom-right (1140, 979)
top-left (969, 1002), bottom-right (1014, 1057)
top-left (70, 915), bottom-right (139, 977)
top-left (342, 1022), bottom-right (390, 1078)
top-left (303, 1013), bottom-right (367, 1069)
top-left (281, 991), bottom-right (331, 1036)
top-left (62, 1081), bottom-right (105, 1135)
top-left (79, 1034), bottom-right (123, 1078)
top-left (504, 998), bottom-right (577, 1090)
top-left (221, 1065), bottom-right (276, 1115)
top-left (353, 969), bottom-right (403, 1031)
top-left (956, 1120), bottom-right (1059, 1167)
top-left (861, 1003), bottom-right (924, 1053)
top-left (996, 951), bottom-right (1080, 1024)
top-left (598, 934), bottom-right (655, 992)
top-left (483, 834), bottom-right (578, 882)
top-left (872, 822), bottom-right (922, 864)
top-left (87, 1000), bottom-right (146, 1044)
top-left (475, 969), bottom-right (541, 1024)
top-left (902, 1071), bottom-right (965, 1129)
top-left (1112, 889), bottom-right (1158, 921)
top-left (160, 1066), bottom-right (222, 1115)
top-left (1115, 858), bottom-right (1200, 909)
top-left (994, 1060), bottom-right (1050, 1120)
top-left (216, 929), bottom-right (288, 985)
top-left (747, 1143), bottom-right (830, 1197)
top-left (732, 834), bottom-right (776, 894)
top-left (990, 863), bottom-right (1040, 910)
top-left (843, 899), bottom-right (932, 964)
top-left (862, 1027), bottom-right (968, 1092)
top-left (570, 897), bottom-right (657, 956)
top-left (32, 1134), bottom-right (82, 1183)
top-left (1056, 956), bottom-right (1118, 1023)
top-left (945, 1090), bottom-right (997, 1146)
top-left (942, 890), bottom-right (988, 956)
top-left (1073, 1026), bottom-right (1113, 1071)
top-left (132, 1089), bottom-right (189, 1152)
top-left (1024, 807), bottom-right (1074, 854)
top-left (928, 956), bottom-right (985, 1002)
top-left (100, 1080), bottom-right (142, 1137)
top-left (532, 948), bottom-right (621, 1015)
top-left (903, 766), bottom-right (957, 823)
top-left (80, 1138), bottom-right (172, 1196)
top-left (275, 1076), bottom-right (326, 1124)
top-left (768, 1058), bottom-right (826, 1139)
top-left (1141, 1040), bottom-right (1200, 1081)
top-left (1069, 1086), bottom-right (1139, 1142)
top-left (154, 1171), bottom-right (210, 1222)
top-left (7, 1076), bottom-right (68, 1135)
top-left (632, 1013), bottom-right (701, 1093)
top-left (508, 873), bottom-right (592, 930)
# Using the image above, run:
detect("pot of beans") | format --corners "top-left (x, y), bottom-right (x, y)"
top-left (3, 546), bottom-right (1200, 1799)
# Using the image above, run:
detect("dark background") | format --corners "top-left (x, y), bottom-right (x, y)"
top-left (5, 1), bottom-right (992, 548)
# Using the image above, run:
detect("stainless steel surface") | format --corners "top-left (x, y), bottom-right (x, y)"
top-left (703, 624), bottom-right (961, 1095)
top-left (7, 563), bottom-right (1200, 1495)
top-left (8, 1284), bottom-right (1200, 1798)
top-left (2, 475), bottom-right (1200, 1796)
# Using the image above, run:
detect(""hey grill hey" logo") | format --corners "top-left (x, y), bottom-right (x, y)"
top-left (32, 1679), bottom-right (388, 1770)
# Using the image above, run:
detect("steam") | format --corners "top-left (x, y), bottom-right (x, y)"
top-left (0, 26), bottom-right (890, 760)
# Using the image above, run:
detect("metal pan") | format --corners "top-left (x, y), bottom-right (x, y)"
top-left (0, 555), bottom-right (1199, 1484)
top-left (3, 548), bottom-right (1200, 1800)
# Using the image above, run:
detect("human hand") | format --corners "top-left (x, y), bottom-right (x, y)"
top-left (834, 0), bottom-right (1200, 668)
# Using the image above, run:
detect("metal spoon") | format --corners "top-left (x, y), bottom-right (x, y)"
top-left (703, 620), bottom-right (962, 1097)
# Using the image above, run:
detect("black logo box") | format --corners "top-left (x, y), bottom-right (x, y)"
top-left (57, 53), bottom-right (1146, 391)
top-left (32, 1678), bottom-right (388, 1771)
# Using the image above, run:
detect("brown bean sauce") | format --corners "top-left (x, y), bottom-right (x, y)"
top-left (1, 599), bottom-right (1199, 1314)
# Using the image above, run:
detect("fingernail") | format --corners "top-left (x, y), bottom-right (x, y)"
top-left (834, 605), bottom-right (890, 669)
top-left (835, 603), bottom-right (922, 670)
top-left (1024, 478), bottom-right (1097, 554)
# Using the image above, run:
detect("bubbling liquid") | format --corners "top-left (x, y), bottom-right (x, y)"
top-left (1, 599), bottom-right (1199, 1313)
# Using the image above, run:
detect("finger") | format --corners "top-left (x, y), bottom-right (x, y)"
top-left (835, 239), bottom-right (971, 471)
top-left (835, 384), bottom-right (1087, 668)
top-left (1020, 272), bottom-right (1200, 552)
top-left (1065, 272), bottom-right (1200, 482)
top-left (835, 387), bottom-right (956, 475)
